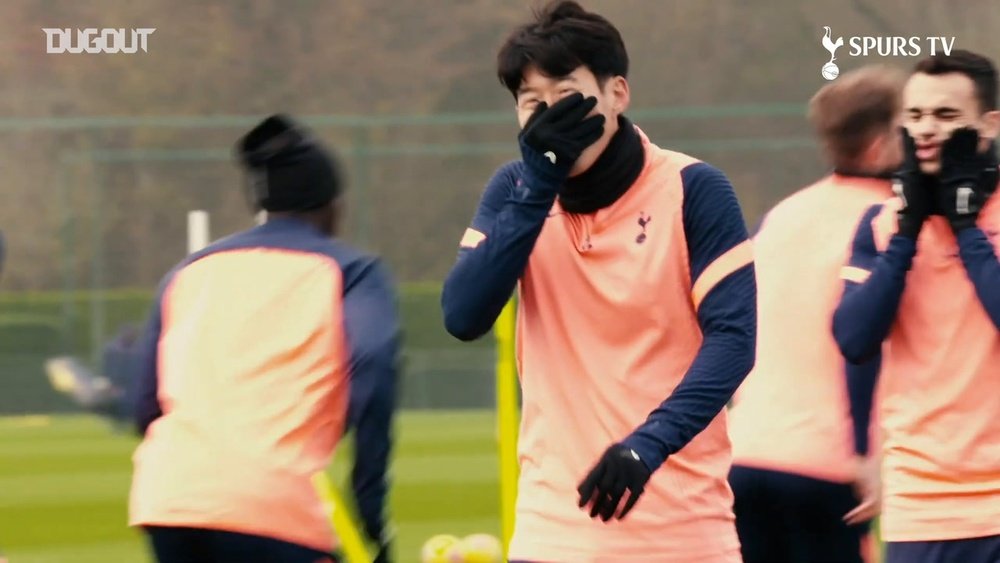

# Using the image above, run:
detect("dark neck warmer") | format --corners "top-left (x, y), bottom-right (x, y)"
top-left (560, 116), bottom-right (645, 214)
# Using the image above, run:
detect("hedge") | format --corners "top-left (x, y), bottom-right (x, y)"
top-left (0, 284), bottom-right (498, 414)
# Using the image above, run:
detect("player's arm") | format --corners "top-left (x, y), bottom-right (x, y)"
top-left (832, 205), bottom-right (916, 363)
top-left (579, 163), bottom-right (756, 522)
top-left (955, 228), bottom-right (1000, 329)
top-left (846, 354), bottom-right (880, 458)
top-left (622, 163), bottom-right (757, 467)
top-left (440, 162), bottom-right (555, 341)
top-left (840, 204), bottom-right (884, 456)
top-left (131, 288), bottom-right (165, 435)
top-left (842, 352), bottom-right (882, 525)
top-left (723, 211), bottom-right (770, 411)
top-left (343, 258), bottom-right (402, 558)
top-left (442, 93), bottom-right (605, 341)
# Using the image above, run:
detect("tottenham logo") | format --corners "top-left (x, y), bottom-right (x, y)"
top-left (636, 212), bottom-right (652, 244)
top-left (820, 26), bottom-right (957, 81)
top-left (822, 27), bottom-right (845, 80)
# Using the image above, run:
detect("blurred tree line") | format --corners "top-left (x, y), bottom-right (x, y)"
top-left (0, 0), bottom-right (996, 290)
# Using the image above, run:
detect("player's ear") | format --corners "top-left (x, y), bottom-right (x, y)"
top-left (608, 76), bottom-right (630, 117)
top-left (979, 109), bottom-right (1000, 144)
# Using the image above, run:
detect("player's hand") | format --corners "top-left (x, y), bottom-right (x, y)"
top-left (577, 443), bottom-right (651, 522)
top-left (844, 454), bottom-right (881, 525)
top-left (518, 93), bottom-right (605, 188)
top-left (893, 127), bottom-right (936, 240)
top-left (936, 127), bottom-right (999, 234)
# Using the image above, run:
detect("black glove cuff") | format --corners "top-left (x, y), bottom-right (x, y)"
top-left (519, 140), bottom-right (572, 193)
top-left (896, 214), bottom-right (924, 240)
top-left (949, 217), bottom-right (979, 234)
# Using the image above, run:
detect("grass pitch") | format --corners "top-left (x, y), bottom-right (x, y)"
top-left (0, 411), bottom-right (501, 563)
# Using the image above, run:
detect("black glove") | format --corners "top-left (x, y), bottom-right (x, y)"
top-left (518, 93), bottom-right (605, 189)
top-left (577, 443), bottom-right (652, 522)
top-left (893, 128), bottom-right (936, 239)
top-left (937, 127), bottom-right (999, 234)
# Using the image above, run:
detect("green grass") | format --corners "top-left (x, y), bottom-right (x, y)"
top-left (0, 411), bottom-right (501, 563)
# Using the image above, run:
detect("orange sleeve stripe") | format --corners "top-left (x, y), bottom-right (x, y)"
top-left (840, 266), bottom-right (871, 284)
top-left (459, 228), bottom-right (486, 249)
top-left (691, 240), bottom-right (753, 310)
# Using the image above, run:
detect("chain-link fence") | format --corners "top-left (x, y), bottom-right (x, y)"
top-left (0, 105), bottom-right (826, 415)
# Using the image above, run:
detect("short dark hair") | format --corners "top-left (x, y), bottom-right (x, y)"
top-left (913, 49), bottom-right (998, 112)
top-left (809, 65), bottom-right (904, 169)
top-left (496, 1), bottom-right (628, 97)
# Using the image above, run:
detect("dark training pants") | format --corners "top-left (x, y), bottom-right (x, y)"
top-left (145, 526), bottom-right (339, 563)
top-left (886, 534), bottom-right (1000, 563)
top-left (730, 465), bottom-right (871, 563)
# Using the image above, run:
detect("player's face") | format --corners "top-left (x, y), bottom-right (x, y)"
top-left (515, 65), bottom-right (630, 177)
top-left (903, 72), bottom-right (1000, 174)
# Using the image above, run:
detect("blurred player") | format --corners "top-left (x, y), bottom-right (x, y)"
top-left (45, 324), bottom-right (140, 426)
top-left (727, 65), bottom-right (904, 563)
top-left (128, 114), bottom-right (400, 563)
top-left (441, 2), bottom-right (756, 560)
top-left (833, 50), bottom-right (1000, 563)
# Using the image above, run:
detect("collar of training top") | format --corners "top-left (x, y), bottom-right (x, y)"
top-left (831, 167), bottom-right (895, 180)
top-left (559, 115), bottom-right (645, 215)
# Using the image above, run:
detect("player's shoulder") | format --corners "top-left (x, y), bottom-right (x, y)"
top-left (325, 241), bottom-right (397, 295)
top-left (311, 237), bottom-right (374, 271)
top-left (635, 127), bottom-right (734, 194)
top-left (666, 157), bottom-right (740, 214)
top-left (643, 141), bottom-right (707, 179)
top-left (757, 176), bottom-right (891, 235)
top-left (761, 177), bottom-right (835, 222)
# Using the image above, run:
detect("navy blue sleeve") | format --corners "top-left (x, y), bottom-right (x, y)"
top-left (132, 289), bottom-right (165, 435)
top-left (846, 354), bottom-right (880, 456)
top-left (622, 163), bottom-right (757, 469)
top-left (342, 258), bottom-right (402, 544)
top-left (441, 162), bottom-right (555, 341)
top-left (832, 205), bottom-right (916, 364)
top-left (957, 228), bottom-right (1000, 329)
